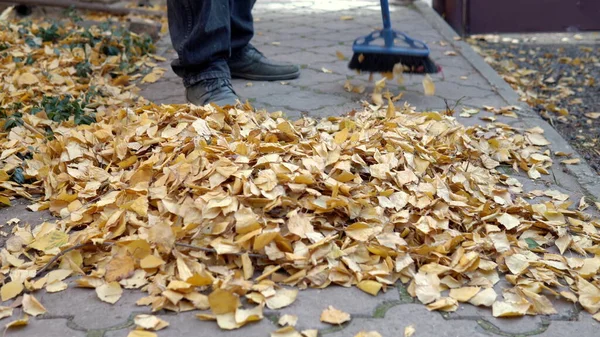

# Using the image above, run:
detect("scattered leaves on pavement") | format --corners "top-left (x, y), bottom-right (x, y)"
top-left (22, 294), bottom-right (47, 317)
top-left (404, 325), bottom-right (416, 337)
top-left (320, 306), bottom-right (351, 325)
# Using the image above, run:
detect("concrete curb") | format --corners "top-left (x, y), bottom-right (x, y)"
top-left (413, 1), bottom-right (600, 202)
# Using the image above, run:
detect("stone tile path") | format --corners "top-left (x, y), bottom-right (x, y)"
top-left (3, 0), bottom-right (600, 336)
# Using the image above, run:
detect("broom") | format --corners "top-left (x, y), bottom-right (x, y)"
top-left (348, 0), bottom-right (439, 74)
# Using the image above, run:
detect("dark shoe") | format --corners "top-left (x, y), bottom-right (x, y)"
top-left (186, 78), bottom-right (239, 106)
top-left (228, 44), bottom-right (300, 81)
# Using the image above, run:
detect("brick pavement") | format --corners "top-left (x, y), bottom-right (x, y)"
top-left (3, 1), bottom-right (600, 336)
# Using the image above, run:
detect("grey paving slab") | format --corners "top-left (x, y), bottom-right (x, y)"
top-left (6, 317), bottom-right (82, 337)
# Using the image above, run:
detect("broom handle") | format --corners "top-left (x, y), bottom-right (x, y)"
top-left (380, 0), bottom-right (394, 47)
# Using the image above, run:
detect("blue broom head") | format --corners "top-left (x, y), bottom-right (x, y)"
top-left (352, 28), bottom-right (430, 57)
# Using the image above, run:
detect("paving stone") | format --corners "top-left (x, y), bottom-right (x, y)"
top-left (270, 37), bottom-right (336, 50)
top-left (270, 50), bottom-right (339, 65)
top-left (37, 281), bottom-right (149, 330)
top-left (287, 68), bottom-right (348, 88)
top-left (263, 285), bottom-right (403, 331)
top-left (7, 317), bottom-right (82, 337)
top-left (326, 304), bottom-right (488, 337)
top-left (405, 80), bottom-right (496, 101)
top-left (105, 311), bottom-right (278, 337)
top-left (232, 80), bottom-right (296, 101)
top-left (256, 89), bottom-right (347, 111)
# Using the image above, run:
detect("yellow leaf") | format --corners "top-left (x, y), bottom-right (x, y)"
top-left (301, 330), bottom-right (318, 337)
top-left (5, 315), bottom-right (28, 329)
top-left (0, 196), bottom-right (10, 206)
top-left (140, 255), bottom-right (165, 269)
top-left (265, 288), bottom-right (298, 310)
top-left (577, 276), bottom-right (600, 314)
top-left (1, 281), bottom-right (23, 301)
top-left (320, 306), bottom-right (351, 325)
top-left (340, 15), bottom-right (354, 20)
top-left (334, 127), bottom-right (349, 145)
top-left (584, 112), bottom-right (600, 119)
top-left (426, 297), bottom-right (458, 312)
top-left (422, 75), bottom-right (435, 96)
top-left (404, 325), bottom-right (416, 337)
top-left (141, 71), bottom-right (160, 84)
top-left (208, 289), bottom-right (239, 315)
top-left (468, 288), bottom-right (497, 307)
top-left (492, 301), bottom-right (530, 317)
top-left (355, 331), bottom-right (382, 337)
top-left (0, 306), bottom-right (13, 320)
top-left (526, 133), bottom-right (550, 146)
top-left (22, 294), bottom-right (47, 317)
top-left (234, 305), bottom-right (263, 325)
top-left (271, 326), bottom-right (303, 337)
top-left (497, 213), bottom-right (520, 230)
top-left (134, 314), bottom-right (169, 331)
top-left (278, 314), bottom-right (298, 327)
top-left (561, 158), bottom-right (580, 165)
top-left (96, 282), bottom-right (123, 304)
top-left (449, 287), bottom-right (480, 302)
top-left (28, 230), bottom-right (69, 252)
top-left (336, 51), bottom-right (346, 60)
top-left (357, 280), bottom-right (382, 296)
top-left (17, 72), bottom-right (38, 86)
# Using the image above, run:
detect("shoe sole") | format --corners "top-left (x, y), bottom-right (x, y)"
top-left (230, 70), bottom-right (300, 81)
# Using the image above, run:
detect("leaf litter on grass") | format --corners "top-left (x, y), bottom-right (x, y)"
top-left (1, 13), bottom-right (600, 335)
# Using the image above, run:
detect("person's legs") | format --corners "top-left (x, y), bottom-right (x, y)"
top-left (230, 0), bottom-right (256, 54)
top-left (167, 0), bottom-right (238, 105)
top-left (227, 0), bottom-right (300, 81)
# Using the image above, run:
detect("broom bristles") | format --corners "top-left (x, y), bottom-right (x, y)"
top-left (348, 52), bottom-right (440, 74)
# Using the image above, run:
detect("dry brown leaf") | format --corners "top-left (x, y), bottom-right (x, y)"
top-left (320, 306), bottom-right (351, 325)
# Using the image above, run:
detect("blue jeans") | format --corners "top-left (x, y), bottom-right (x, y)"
top-left (167, 0), bottom-right (256, 87)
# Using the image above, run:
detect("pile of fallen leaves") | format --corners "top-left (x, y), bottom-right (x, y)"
top-left (2, 93), bottom-right (600, 333)
top-left (468, 36), bottom-right (600, 171)
top-left (0, 14), bottom-right (166, 203)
